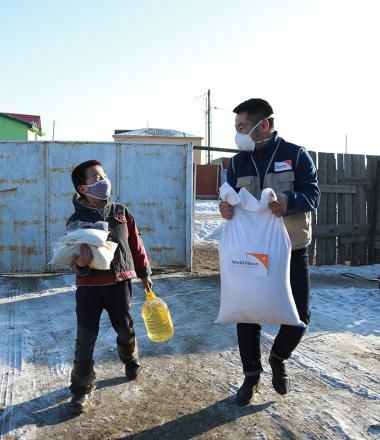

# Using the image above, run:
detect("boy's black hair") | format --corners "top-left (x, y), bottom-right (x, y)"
top-left (233, 98), bottom-right (274, 128)
top-left (71, 160), bottom-right (102, 192)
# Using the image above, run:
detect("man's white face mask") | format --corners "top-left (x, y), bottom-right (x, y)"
top-left (234, 116), bottom-right (273, 151)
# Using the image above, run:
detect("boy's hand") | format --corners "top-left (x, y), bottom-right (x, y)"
top-left (269, 193), bottom-right (288, 217)
top-left (219, 201), bottom-right (234, 220)
top-left (72, 244), bottom-right (93, 267)
top-left (142, 276), bottom-right (153, 292)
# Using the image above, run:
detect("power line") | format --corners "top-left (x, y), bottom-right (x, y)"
top-left (213, 106), bottom-right (231, 112)
top-left (69, 94), bottom-right (205, 138)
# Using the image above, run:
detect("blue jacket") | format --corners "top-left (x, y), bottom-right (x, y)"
top-left (227, 132), bottom-right (320, 213)
top-left (227, 132), bottom-right (320, 249)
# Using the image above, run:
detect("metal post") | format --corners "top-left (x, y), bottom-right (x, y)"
top-left (345, 134), bottom-right (348, 154)
top-left (207, 89), bottom-right (211, 164)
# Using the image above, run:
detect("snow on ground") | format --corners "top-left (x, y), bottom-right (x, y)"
top-left (0, 202), bottom-right (378, 439)
top-left (194, 200), bottom-right (225, 242)
top-left (194, 200), bottom-right (221, 214)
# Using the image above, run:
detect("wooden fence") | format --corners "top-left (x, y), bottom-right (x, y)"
top-left (194, 149), bottom-right (380, 266)
top-left (309, 152), bottom-right (380, 266)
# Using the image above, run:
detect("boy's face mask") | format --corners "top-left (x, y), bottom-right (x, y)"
top-left (85, 177), bottom-right (111, 200)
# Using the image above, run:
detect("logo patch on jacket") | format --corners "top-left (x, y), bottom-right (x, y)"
top-left (274, 160), bottom-right (292, 172)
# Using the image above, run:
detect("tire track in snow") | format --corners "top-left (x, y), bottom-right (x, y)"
top-left (256, 330), bottom-right (376, 439)
top-left (286, 336), bottom-right (379, 439)
top-left (0, 278), bottom-right (23, 439)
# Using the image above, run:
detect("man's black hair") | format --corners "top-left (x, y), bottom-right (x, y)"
top-left (71, 159), bottom-right (102, 192)
top-left (233, 98), bottom-right (274, 128)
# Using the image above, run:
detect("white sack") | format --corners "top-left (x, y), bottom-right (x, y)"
top-left (49, 241), bottom-right (118, 270)
top-left (61, 228), bottom-right (109, 247)
top-left (216, 182), bottom-right (305, 327)
top-left (89, 241), bottom-right (118, 270)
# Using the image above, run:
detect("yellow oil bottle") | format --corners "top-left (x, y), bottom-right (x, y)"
top-left (142, 290), bottom-right (174, 342)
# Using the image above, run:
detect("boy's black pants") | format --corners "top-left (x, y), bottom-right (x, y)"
top-left (237, 247), bottom-right (311, 375)
top-left (74, 279), bottom-right (136, 364)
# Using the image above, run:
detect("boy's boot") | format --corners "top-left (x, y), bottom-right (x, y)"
top-left (69, 361), bottom-right (96, 414)
top-left (117, 337), bottom-right (142, 381)
top-left (236, 374), bottom-right (261, 406)
top-left (269, 352), bottom-right (290, 395)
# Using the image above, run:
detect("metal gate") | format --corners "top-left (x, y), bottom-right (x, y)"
top-left (0, 142), bottom-right (193, 273)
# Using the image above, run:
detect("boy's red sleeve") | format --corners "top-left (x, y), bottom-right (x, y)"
top-left (127, 217), bottom-right (152, 278)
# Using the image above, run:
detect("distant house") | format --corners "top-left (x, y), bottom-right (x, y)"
top-left (0, 113), bottom-right (43, 141)
top-left (113, 128), bottom-right (203, 164)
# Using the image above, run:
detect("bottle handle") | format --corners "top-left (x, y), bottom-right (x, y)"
top-left (145, 289), bottom-right (156, 300)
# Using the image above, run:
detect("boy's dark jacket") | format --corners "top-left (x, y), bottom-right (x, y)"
top-left (67, 194), bottom-right (152, 286)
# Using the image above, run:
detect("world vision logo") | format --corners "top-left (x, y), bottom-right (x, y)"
top-left (231, 259), bottom-right (259, 267)
top-left (274, 160), bottom-right (293, 172)
top-left (247, 253), bottom-right (269, 269)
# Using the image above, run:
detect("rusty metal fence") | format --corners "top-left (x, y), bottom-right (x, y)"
top-left (0, 142), bottom-right (193, 273)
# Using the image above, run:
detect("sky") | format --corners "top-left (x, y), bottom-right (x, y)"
top-left (1, 0), bottom-right (379, 161)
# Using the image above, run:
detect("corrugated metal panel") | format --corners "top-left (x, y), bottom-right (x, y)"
top-left (0, 143), bottom-right (46, 272)
top-left (0, 141), bottom-right (192, 273)
top-left (195, 164), bottom-right (220, 198)
top-left (119, 143), bottom-right (193, 269)
top-left (115, 128), bottom-right (197, 138)
top-left (46, 143), bottom-right (118, 270)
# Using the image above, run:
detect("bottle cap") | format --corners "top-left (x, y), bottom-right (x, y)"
top-left (145, 290), bottom-right (156, 300)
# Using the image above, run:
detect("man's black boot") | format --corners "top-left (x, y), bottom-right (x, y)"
top-left (269, 353), bottom-right (290, 395)
top-left (235, 375), bottom-right (261, 406)
top-left (70, 387), bottom-right (94, 414)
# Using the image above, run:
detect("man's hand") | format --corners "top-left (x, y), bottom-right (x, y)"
top-left (219, 201), bottom-right (234, 220)
top-left (269, 193), bottom-right (288, 217)
top-left (72, 244), bottom-right (93, 267)
top-left (142, 276), bottom-right (153, 292)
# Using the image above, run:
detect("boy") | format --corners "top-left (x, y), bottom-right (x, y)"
top-left (67, 159), bottom-right (153, 414)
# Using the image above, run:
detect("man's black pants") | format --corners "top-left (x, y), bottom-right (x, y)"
top-left (74, 279), bottom-right (135, 364)
top-left (237, 247), bottom-right (311, 375)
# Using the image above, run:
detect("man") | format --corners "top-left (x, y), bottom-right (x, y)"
top-left (220, 98), bottom-right (320, 406)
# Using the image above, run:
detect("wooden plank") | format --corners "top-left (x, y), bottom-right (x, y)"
top-left (340, 235), bottom-right (380, 245)
top-left (325, 153), bottom-right (337, 264)
top-left (319, 184), bottom-right (356, 194)
top-left (367, 156), bottom-right (380, 263)
top-left (337, 177), bottom-right (374, 185)
top-left (343, 154), bottom-right (353, 263)
top-left (313, 223), bottom-right (375, 237)
top-left (368, 158), bottom-right (380, 263)
top-left (316, 152), bottom-right (328, 265)
top-left (337, 154), bottom-right (345, 264)
top-left (366, 155), bottom-right (376, 262)
top-left (352, 155), bottom-right (367, 265)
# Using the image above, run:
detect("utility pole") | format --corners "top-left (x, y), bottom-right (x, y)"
top-left (52, 120), bottom-right (55, 141)
top-left (206, 89), bottom-right (211, 164)
top-left (345, 134), bottom-right (348, 154)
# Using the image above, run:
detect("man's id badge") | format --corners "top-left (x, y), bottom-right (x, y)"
top-left (228, 250), bottom-right (269, 277)
top-left (274, 160), bottom-right (292, 172)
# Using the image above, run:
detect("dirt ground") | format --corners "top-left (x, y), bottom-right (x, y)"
top-left (0, 243), bottom-right (379, 439)
top-left (192, 242), bottom-right (220, 273)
